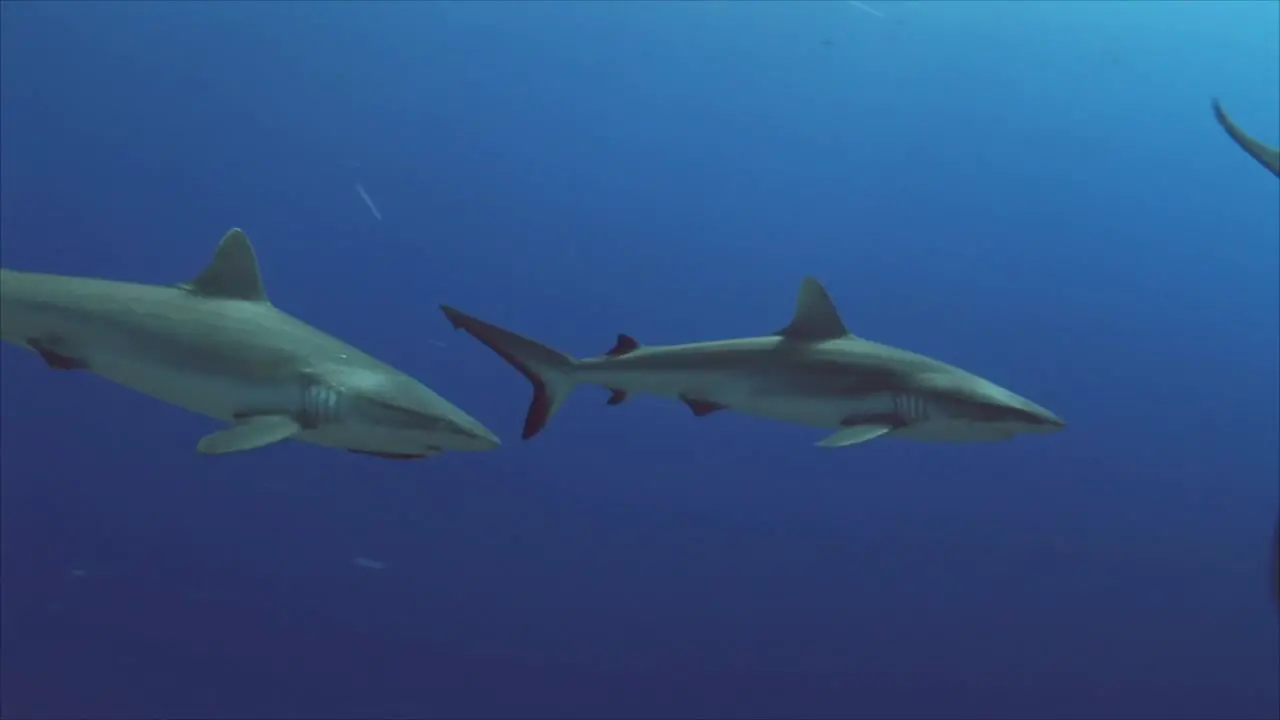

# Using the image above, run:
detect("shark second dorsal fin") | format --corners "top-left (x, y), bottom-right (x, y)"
top-left (179, 228), bottom-right (269, 302)
top-left (774, 277), bottom-right (851, 341)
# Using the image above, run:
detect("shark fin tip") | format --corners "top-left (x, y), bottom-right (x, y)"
top-left (775, 277), bottom-right (851, 341)
top-left (184, 228), bottom-right (269, 302)
top-left (605, 333), bottom-right (640, 357)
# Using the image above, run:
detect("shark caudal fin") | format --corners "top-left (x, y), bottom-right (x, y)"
top-left (440, 305), bottom-right (578, 440)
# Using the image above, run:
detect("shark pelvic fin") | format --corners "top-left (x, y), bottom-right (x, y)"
top-left (27, 336), bottom-right (89, 371)
top-left (197, 414), bottom-right (300, 455)
top-left (180, 228), bottom-right (270, 302)
top-left (680, 395), bottom-right (726, 417)
top-left (774, 277), bottom-right (851, 341)
top-left (815, 423), bottom-right (893, 448)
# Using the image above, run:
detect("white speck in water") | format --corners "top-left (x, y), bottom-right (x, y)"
top-left (355, 183), bottom-right (384, 221)
top-left (847, 1), bottom-right (885, 18)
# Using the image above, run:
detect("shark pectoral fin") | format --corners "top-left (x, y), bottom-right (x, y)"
top-left (815, 424), bottom-right (894, 448)
top-left (196, 415), bottom-right (301, 455)
top-left (27, 336), bottom-right (89, 371)
top-left (178, 228), bottom-right (271, 303)
top-left (774, 277), bottom-right (853, 341)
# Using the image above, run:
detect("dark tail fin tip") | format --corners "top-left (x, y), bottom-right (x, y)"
top-left (522, 389), bottom-right (550, 440)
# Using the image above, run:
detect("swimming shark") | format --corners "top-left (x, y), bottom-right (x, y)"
top-left (0, 228), bottom-right (500, 459)
top-left (440, 277), bottom-right (1064, 446)
top-left (1211, 98), bottom-right (1280, 178)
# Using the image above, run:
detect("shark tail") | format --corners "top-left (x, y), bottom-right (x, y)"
top-left (440, 305), bottom-right (578, 440)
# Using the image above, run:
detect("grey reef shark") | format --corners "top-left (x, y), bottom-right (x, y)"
top-left (440, 277), bottom-right (1065, 447)
top-left (0, 228), bottom-right (500, 459)
top-left (1210, 96), bottom-right (1280, 609)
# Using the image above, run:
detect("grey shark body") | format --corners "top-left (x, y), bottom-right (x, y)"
top-left (0, 228), bottom-right (500, 458)
top-left (441, 278), bottom-right (1064, 447)
top-left (1212, 98), bottom-right (1280, 178)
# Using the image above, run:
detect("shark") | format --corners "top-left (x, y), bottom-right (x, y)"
top-left (0, 228), bottom-right (500, 459)
top-left (1211, 98), bottom-right (1280, 178)
top-left (439, 277), bottom-right (1064, 447)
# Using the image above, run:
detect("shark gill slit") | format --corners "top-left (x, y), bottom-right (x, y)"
top-left (893, 392), bottom-right (928, 424)
top-left (300, 383), bottom-right (341, 429)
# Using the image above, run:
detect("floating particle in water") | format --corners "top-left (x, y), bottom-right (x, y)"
top-left (352, 556), bottom-right (387, 571)
top-left (847, 1), bottom-right (885, 18)
top-left (353, 183), bottom-right (381, 220)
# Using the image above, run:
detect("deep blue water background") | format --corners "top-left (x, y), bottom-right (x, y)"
top-left (1, 2), bottom-right (1278, 718)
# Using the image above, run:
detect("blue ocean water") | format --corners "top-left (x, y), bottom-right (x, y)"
top-left (1, 1), bottom-right (1277, 718)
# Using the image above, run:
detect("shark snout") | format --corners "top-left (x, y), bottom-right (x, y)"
top-left (451, 415), bottom-right (502, 451)
top-left (1013, 400), bottom-right (1066, 433)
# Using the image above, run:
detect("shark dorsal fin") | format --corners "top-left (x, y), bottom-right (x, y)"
top-left (605, 334), bottom-right (641, 357)
top-left (180, 228), bottom-right (269, 302)
top-left (774, 276), bottom-right (851, 341)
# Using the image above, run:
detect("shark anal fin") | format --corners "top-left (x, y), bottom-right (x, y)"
top-left (197, 414), bottom-right (300, 455)
top-left (680, 396), bottom-right (726, 417)
top-left (605, 389), bottom-right (629, 405)
top-left (774, 277), bottom-right (852, 341)
top-left (816, 424), bottom-right (894, 448)
top-left (605, 334), bottom-right (641, 357)
top-left (27, 337), bottom-right (89, 371)
top-left (348, 450), bottom-right (436, 460)
top-left (179, 228), bottom-right (270, 302)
